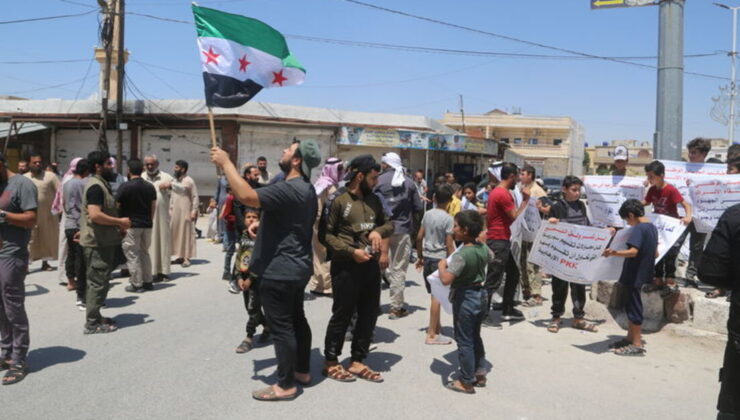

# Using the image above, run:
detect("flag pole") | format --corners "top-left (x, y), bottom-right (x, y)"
top-left (207, 107), bottom-right (218, 148)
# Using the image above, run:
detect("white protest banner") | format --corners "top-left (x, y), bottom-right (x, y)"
top-left (588, 227), bottom-right (630, 282)
top-left (425, 246), bottom-right (462, 314)
top-left (660, 160), bottom-right (727, 214)
top-left (583, 176), bottom-right (646, 228)
top-left (521, 199), bottom-right (542, 242)
top-left (528, 222), bottom-right (613, 284)
top-left (687, 174), bottom-right (740, 233)
top-left (645, 213), bottom-right (688, 262)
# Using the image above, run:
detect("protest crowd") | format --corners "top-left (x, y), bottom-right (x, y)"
top-left (0, 136), bottom-right (737, 417)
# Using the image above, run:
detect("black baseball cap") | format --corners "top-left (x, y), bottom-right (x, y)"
top-left (344, 154), bottom-right (379, 181)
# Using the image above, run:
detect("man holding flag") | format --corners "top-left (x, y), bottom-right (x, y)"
top-left (195, 5), bottom-right (319, 401)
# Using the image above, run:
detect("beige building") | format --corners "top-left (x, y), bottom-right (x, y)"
top-left (441, 109), bottom-right (585, 177)
top-left (585, 139), bottom-right (654, 176)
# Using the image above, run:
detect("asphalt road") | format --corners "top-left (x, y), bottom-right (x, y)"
top-left (2, 228), bottom-right (726, 420)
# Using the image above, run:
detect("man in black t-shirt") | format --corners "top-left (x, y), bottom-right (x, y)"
top-left (211, 139), bottom-right (320, 402)
top-left (116, 159), bottom-right (157, 293)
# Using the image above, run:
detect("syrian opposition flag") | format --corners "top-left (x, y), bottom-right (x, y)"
top-left (192, 5), bottom-right (306, 108)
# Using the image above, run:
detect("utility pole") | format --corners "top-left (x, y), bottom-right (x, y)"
top-left (459, 94), bottom-right (466, 133)
top-left (115, 0), bottom-right (125, 169)
top-left (654, 0), bottom-right (685, 160)
top-left (714, 2), bottom-right (740, 144)
top-left (98, 0), bottom-right (115, 152)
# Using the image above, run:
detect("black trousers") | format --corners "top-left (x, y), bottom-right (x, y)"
top-left (717, 334), bottom-right (740, 418)
top-left (259, 278), bottom-right (311, 389)
top-left (243, 278), bottom-right (266, 338)
top-left (550, 277), bottom-right (586, 319)
top-left (324, 259), bottom-right (381, 363)
top-left (485, 240), bottom-right (519, 311)
top-left (64, 229), bottom-right (86, 301)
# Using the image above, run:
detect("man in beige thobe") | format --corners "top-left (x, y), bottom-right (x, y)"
top-left (170, 160), bottom-right (199, 268)
top-left (143, 155), bottom-right (175, 282)
top-left (25, 154), bottom-right (60, 271)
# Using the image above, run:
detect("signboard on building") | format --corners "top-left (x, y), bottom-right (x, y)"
top-left (338, 126), bottom-right (494, 155)
top-left (591, 0), bottom-right (655, 9)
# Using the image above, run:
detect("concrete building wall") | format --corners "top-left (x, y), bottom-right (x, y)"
top-left (238, 123), bottom-right (336, 182)
top-left (55, 129), bottom-right (132, 175)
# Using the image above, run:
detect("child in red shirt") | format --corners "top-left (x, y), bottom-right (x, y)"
top-left (643, 160), bottom-right (692, 293)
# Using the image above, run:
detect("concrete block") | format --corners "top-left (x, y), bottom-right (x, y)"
top-left (641, 289), bottom-right (665, 324)
top-left (692, 295), bottom-right (730, 335)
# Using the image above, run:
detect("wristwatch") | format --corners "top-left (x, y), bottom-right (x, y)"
top-left (0, 211), bottom-right (7, 224)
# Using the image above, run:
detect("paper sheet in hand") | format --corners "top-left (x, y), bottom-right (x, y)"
top-left (583, 176), bottom-right (645, 228)
top-left (646, 213), bottom-right (688, 261)
top-left (426, 247), bottom-right (462, 314)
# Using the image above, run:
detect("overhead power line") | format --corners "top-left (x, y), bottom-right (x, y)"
top-left (0, 9), bottom-right (96, 25)
top-left (335, 0), bottom-right (729, 81)
top-left (0, 58), bottom-right (90, 64)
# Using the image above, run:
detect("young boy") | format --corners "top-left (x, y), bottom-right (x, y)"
top-left (416, 185), bottom-right (456, 345)
top-left (233, 207), bottom-right (269, 353)
top-left (643, 160), bottom-right (692, 292)
top-left (546, 176), bottom-right (598, 333)
top-left (438, 210), bottom-right (493, 394)
top-left (604, 199), bottom-right (658, 356)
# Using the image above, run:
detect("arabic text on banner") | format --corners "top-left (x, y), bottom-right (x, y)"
top-left (687, 174), bottom-right (740, 234)
top-left (583, 176), bottom-right (646, 228)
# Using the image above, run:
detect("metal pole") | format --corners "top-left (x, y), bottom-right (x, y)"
top-left (115, 0), bottom-right (125, 170)
top-left (730, 7), bottom-right (738, 144)
top-left (654, 0), bottom-right (684, 161)
top-left (424, 147), bottom-right (429, 213)
top-left (99, 0), bottom-right (114, 152)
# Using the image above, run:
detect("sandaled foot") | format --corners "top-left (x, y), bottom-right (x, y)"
top-left (614, 344), bottom-right (646, 356)
top-left (572, 320), bottom-right (598, 333)
top-left (705, 288), bottom-right (726, 299)
top-left (235, 338), bottom-right (253, 354)
top-left (522, 296), bottom-right (544, 307)
top-left (0, 359), bottom-right (10, 371)
top-left (445, 380), bottom-right (475, 394)
top-left (425, 334), bottom-right (453, 345)
top-left (608, 339), bottom-right (631, 349)
top-left (547, 319), bottom-right (561, 333)
top-left (2, 364), bottom-right (27, 385)
top-left (84, 322), bottom-right (118, 334)
top-left (474, 374), bottom-right (487, 388)
top-left (294, 373), bottom-right (311, 386)
top-left (348, 366), bottom-right (384, 383)
top-left (322, 364), bottom-right (356, 382)
top-left (251, 386), bottom-right (297, 402)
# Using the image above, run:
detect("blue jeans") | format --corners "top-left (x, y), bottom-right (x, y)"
top-left (452, 286), bottom-right (487, 384)
top-left (223, 229), bottom-right (237, 275)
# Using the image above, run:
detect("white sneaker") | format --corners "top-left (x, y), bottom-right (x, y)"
top-left (76, 300), bottom-right (86, 311)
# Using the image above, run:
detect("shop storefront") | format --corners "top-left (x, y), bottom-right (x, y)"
top-left (336, 126), bottom-right (498, 183)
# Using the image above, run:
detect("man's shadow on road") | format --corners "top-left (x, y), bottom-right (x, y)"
top-left (25, 283), bottom-right (49, 297)
top-left (27, 346), bottom-right (86, 373)
top-left (112, 313), bottom-right (153, 329)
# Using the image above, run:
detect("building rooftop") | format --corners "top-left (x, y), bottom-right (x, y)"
top-left (0, 98), bottom-right (461, 135)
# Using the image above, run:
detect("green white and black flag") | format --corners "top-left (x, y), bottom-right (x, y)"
top-left (193, 5), bottom-right (306, 108)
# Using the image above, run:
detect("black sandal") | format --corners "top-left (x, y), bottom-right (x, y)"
top-left (608, 339), bottom-right (631, 349)
top-left (614, 344), bottom-right (646, 356)
top-left (235, 338), bottom-right (254, 354)
top-left (84, 323), bottom-right (119, 334)
top-left (0, 359), bottom-right (10, 371)
top-left (2, 364), bottom-right (27, 385)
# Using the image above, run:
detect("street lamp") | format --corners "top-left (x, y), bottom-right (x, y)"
top-left (714, 2), bottom-right (740, 143)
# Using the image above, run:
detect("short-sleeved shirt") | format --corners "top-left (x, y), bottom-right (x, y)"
top-left (619, 222), bottom-right (658, 288)
top-left (86, 184), bottom-right (106, 207)
top-left (251, 177), bottom-right (317, 281)
top-left (115, 177), bottom-right (157, 228)
top-left (63, 177), bottom-right (88, 229)
top-left (447, 242), bottom-right (495, 288)
top-left (0, 174), bottom-right (38, 258)
top-left (645, 184), bottom-right (683, 218)
top-left (486, 187), bottom-right (515, 240)
top-left (445, 196), bottom-right (461, 217)
top-left (421, 209), bottom-right (454, 260)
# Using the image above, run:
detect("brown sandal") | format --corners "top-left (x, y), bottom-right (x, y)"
top-left (547, 319), bottom-right (561, 333)
top-left (573, 320), bottom-right (598, 333)
top-left (251, 386), bottom-right (298, 401)
top-left (322, 364), bottom-right (356, 382)
top-left (350, 367), bottom-right (384, 383)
